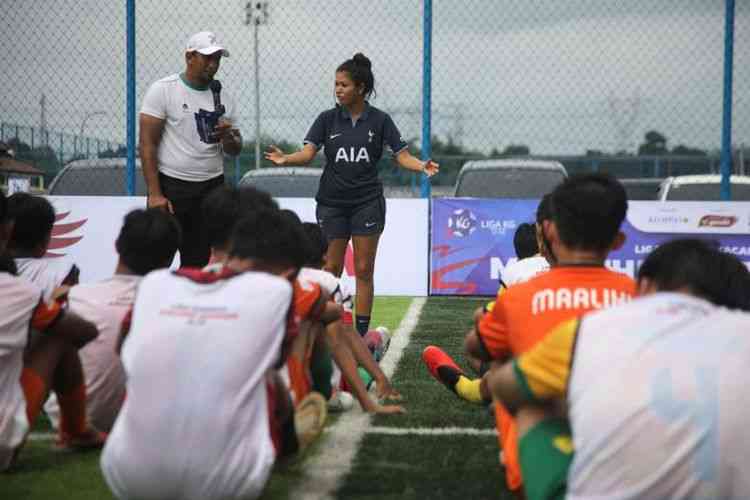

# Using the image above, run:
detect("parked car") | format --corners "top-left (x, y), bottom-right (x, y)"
top-left (619, 178), bottom-right (663, 201)
top-left (657, 175), bottom-right (750, 201)
top-left (238, 167), bottom-right (322, 198)
top-left (453, 159), bottom-right (567, 198)
top-left (48, 159), bottom-right (147, 196)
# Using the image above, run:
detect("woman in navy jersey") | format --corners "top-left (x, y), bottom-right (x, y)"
top-left (266, 53), bottom-right (438, 336)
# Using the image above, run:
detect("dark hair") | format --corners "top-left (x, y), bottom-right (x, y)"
top-left (337, 52), bottom-right (376, 99)
top-left (116, 209), bottom-right (182, 275)
top-left (0, 189), bottom-right (6, 223)
top-left (229, 209), bottom-right (307, 270)
top-left (513, 223), bottom-right (538, 259)
top-left (0, 254), bottom-right (17, 274)
top-left (0, 191), bottom-right (12, 274)
top-left (7, 193), bottom-right (55, 253)
top-left (550, 173), bottom-right (627, 251)
top-left (536, 193), bottom-right (553, 225)
top-left (279, 208), bottom-right (303, 226)
top-left (302, 222), bottom-right (328, 267)
top-left (202, 186), bottom-right (278, 251)
top-left (638, 238), bottom-right (750, 311)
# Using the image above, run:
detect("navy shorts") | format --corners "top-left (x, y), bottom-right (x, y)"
top-left (316, 196), bottom-right (386, 240)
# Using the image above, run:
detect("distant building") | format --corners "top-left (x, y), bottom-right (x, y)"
top-left (0, 142), bottom-right (45, 194)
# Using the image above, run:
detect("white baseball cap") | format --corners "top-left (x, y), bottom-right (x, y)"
top-left (185, 31), bottom-right (230, 57)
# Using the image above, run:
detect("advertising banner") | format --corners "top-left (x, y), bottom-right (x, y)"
top-left (44, 196), bottom-right (429, 296)
top-left (430, 199), bottom-right (750, 296)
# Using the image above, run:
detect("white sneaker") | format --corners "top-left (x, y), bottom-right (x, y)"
top-left (327, 390), bottom-right (354, 412)
top-left (375, 326), bottom-right (391, 361)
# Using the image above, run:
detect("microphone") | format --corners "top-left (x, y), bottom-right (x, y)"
top-left (209, 80), bottom-right (225, 116)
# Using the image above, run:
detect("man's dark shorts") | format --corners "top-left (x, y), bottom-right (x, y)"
top-left (316, 196), bottom-right (385, 240)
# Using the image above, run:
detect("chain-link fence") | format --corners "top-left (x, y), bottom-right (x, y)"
top-left (2, 1), bottom-right (748, 195)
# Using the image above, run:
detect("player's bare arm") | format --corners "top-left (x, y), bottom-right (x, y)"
top-left (395, 149), bottom-right (439, 177)
top-left (341, 325), bottom-right (401, 401)
top-left (319, 301), bottom-right (343, 324)
top-left (264, 143), bottom-right (317, 166)
top-left (486, 360), bottom-right (527, 414)
top-left (324, 320), bottom-right (404, 414)
top-left (139, 114), bottom-right (172, 213)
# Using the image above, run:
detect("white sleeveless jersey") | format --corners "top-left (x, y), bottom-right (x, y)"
top-left (101, 269), bottom-right (292, 500)
top-left (0, 273), bottom-right (43, 469)
top-left (298, 267), bottom-right (339, 297)
top-left (44, 275), bottom-right (140, 432)
top-left (15, 257), bottom-right (75, 302)
top-left (500, 254), bottom-right (549, 288)
top-left (568, 293), bottom-right (750, 500)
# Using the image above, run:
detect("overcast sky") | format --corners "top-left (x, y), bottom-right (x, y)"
top-left (2, 0), bottom-right (748, 155)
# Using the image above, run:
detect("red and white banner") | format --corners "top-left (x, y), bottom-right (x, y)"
top-left (44, 196), bottom-right (429, 296)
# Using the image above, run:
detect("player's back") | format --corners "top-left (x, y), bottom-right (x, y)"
top-left (45, 275), bottom-right (139, 432)
top-left (101, 268), bottom-right (293, 500)
top-left (501, 265), bottom-right (635, 354)
top-left (500, 254), bottom-right (549, 288)
top-left (478, 265), bottom-right (635, 492)
top-left (0, 272), bottom-right (42, 469)
top-left (14, 257), bottom-right (75, 302)
top-left (568, 293), bottom-right (750, 499)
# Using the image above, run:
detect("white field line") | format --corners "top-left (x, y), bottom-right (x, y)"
top-left (292, 297), bottom-right (426, 500)
top-left (366, 426), bottom-right (496, 436)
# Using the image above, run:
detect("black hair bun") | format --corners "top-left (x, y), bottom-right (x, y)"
top-left (352, 53), bottom-right (371, 69)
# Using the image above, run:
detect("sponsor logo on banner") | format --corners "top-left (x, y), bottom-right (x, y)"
top-left (432, 199), bottom-right (750, 296)
top-left (719, 246), bottom-right (750, 256)
top-left (45, 201), bottom-right (87, 258)
top-left (480, 218), bottom-right (517, 235)
top-left (646, 213), bottom-right (690, 228)
top-left (447, 209), bottom-right (477, 237)
top-left (446, 208), bottom-right (517, 238)
top-left (627, 201), bottom-right (749, 235)
top-left (698, 215), bottom-right (737, 228)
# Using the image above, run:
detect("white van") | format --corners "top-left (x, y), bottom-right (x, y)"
top-left (657, 175), bottom-right (750, 201)
top-left (454, 159), bottom-right (567, 198)
top-left (239, 166), bottom-right (322, 198)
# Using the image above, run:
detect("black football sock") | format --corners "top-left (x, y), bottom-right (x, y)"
top-left (355, 315), bottom-right (371, 337)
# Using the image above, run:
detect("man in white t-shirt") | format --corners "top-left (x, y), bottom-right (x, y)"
top-left (490, 239), bottom-right (750, 500)
top-left (45, 209), bottom-right (181, 432)
top-left (101, 209), bottom-right (326, 500)
top-left (0, 191), bottom-right (101, 470)
top-left (140, 31), bottom-right (242, 268)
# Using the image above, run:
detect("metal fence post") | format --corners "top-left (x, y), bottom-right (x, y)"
top-left (720, 0), bottom-right (735, 200)
top-left (126, 0), bottom-right (136, 196)
top-left (420, 0), bottom-right (432, 198)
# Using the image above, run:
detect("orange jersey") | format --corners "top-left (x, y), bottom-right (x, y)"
top-left (478, 265), bottom-right (635, 492)
top-left (478, 266), bottom-right (635, 359)
top-left (31, 299), bottom-right (63, 332)
top-left (283, 280), bottom-right (324, 404)
top-left (293, 279), bottom-right (323, 323)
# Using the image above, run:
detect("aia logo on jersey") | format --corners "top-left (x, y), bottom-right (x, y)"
top-left (335, 147), bottom-right (370, 163)
top-left (447, 209), bottom-right (477, 238)
top-left (45, 209), bottom-right (87, 258)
